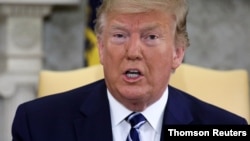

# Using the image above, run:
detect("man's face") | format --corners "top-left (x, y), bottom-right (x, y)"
top-left (98, 10), bottom-right (185, 111)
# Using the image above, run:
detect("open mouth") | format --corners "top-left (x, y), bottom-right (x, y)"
top-left (125, 69), bottom-right (142, 78)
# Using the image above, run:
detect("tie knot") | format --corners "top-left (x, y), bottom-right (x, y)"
top-left (126, 112), bottom-right (146, 129)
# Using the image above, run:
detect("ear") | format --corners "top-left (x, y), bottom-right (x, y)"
top-left (172, 47), bottom-right (185, 70)
top-left (97, 35), bottom-right (104, 65)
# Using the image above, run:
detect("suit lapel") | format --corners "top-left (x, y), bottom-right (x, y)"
top-left (163, 85), bottom-right (194, 124)
top-left (74, 80), bottom-right (113, 141)
top-left (160, 86), bottom-right (194, 140)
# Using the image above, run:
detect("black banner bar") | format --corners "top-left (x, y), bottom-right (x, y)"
top-left (163, 125), bottom-right (250, 139)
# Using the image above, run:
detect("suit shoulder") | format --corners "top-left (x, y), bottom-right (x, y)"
top-left (17, 79), bottom-right (106, 113)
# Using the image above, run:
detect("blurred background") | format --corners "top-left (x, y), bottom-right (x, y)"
top-left (0, 0), bottom-right (249, 140)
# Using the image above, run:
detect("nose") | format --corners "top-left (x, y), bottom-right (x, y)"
top-left (126, 36), bottom-right (142, 60)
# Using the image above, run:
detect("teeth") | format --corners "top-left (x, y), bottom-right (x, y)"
top-left (126, 70), bottom-right (140, 78)
top-left (127, 73), bottom-right (139, 78)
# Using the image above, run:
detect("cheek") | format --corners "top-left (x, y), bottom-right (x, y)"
top-left (146, 46), bottom-right (174, 63)
top-left (100, 42), bottom-right (125, 65)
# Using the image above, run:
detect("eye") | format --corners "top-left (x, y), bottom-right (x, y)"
top-left (114, 33), bottom-right (125, 38)
top-left (146, 35), bottom-right (158, 40)
top-left (142, 34), bottom-right (160, 46)
top-left (111, 33), bottom-right (128, 44)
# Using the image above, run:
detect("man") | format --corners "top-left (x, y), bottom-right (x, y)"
top-left (12, 0), bottom-right (248, 141)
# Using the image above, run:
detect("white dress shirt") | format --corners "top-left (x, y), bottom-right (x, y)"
top-left (107, 87), bottom-right (169, 141)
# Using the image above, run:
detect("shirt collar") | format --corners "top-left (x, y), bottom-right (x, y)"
top-left (107, 86), bottom-right (169, 132)
top-left (107, 90), bottom-right (131, 127)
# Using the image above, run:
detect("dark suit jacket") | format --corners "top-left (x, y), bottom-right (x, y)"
top-left (12, 79), bottom-right (248, 141)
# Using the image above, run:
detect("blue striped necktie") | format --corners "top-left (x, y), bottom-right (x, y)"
top-left (125, 112), bottom-right (146, 141)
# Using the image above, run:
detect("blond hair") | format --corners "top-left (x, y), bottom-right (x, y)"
top-left (94, 0), bottom-right (190, 48)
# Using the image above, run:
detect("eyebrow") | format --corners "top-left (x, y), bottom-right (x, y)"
top-left (140, 23), bottom-right (162, 32)
top-left (109, 21), bottom-right (130, 32)
top-left (110, 21), bottom-right (162, 32)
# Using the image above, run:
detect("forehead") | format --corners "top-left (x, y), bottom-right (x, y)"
top-left (105, 10), bottom-right (176, 30)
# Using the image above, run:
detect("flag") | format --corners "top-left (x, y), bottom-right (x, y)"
top-left (84, 0), bottom-right (101, 66)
